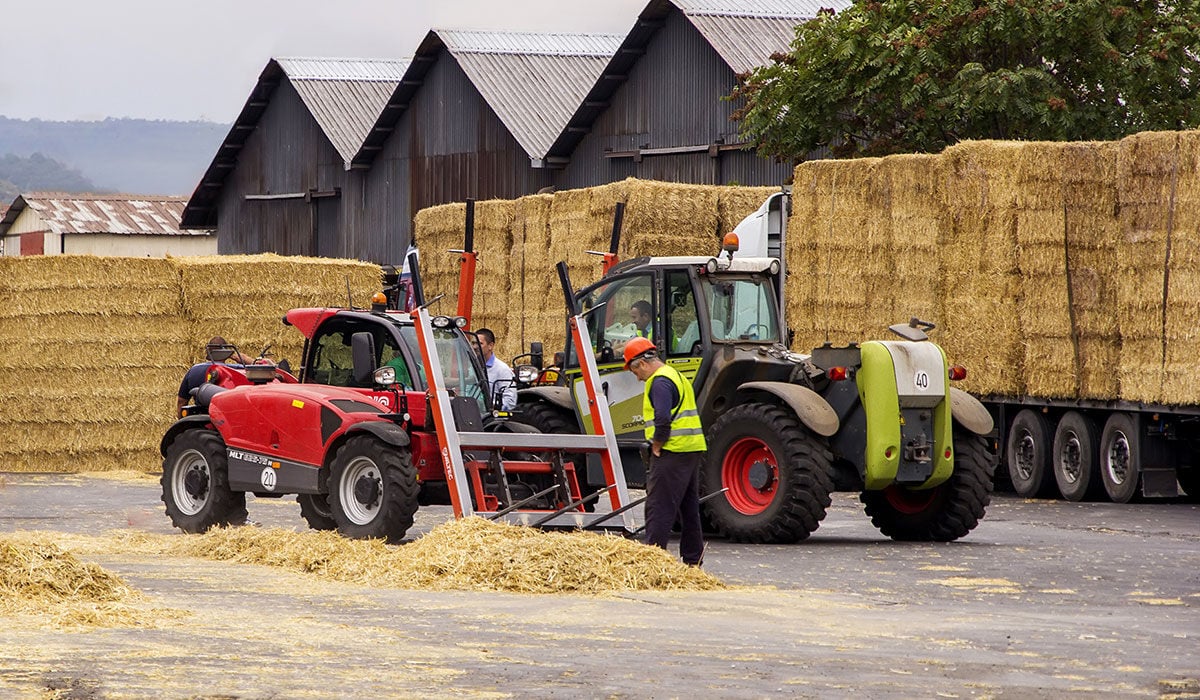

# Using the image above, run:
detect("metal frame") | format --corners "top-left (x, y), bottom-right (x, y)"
top-left (411, 306), bottom-right (634, 531)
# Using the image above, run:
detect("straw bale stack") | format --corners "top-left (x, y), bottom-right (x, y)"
top-left (882, 154), bottom-right (946, 335)
top-left (787, 156), bottom-right (889, 350)
top-left (174, 254), bottom-right (382, 368)
top-left (1161, 131), bottom-right (1200, 404)
top-left (412, 201), bottom-right (468, 316)
top-left (1115, 131), bottom-right (1178, 404)
top-left (0, 255), bottom-right (188, 472)
top-left (620, 180), bottom-right (722, 259)
top-left (937, 141), bottom-right (1026, 395)
top-left (508, 193), bottom-right (559, 355)
top-left (1062, 142), bottom-right (1121, 400)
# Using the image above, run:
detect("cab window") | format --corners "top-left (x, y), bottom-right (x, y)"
top-left (666, 271), bottom-right (700, 357)
top-left (579, 274), bottom-right (654, 364)
top-left (702, 276), bottom-right (780, 342)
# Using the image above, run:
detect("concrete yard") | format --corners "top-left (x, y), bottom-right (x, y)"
top-left (0, 472), bottom-right (1197, 699)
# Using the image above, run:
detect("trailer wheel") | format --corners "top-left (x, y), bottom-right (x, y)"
top-left (1053, 411), bottom-right (1101, 501)
top-left (1006, 409), bottom-right (1055, 498)
top-left (161, 429), bottom-right (246, 533)
top-left (298, 493), bottom-right (337, 530)
top-left (701, 403), bottom-right (833, 544)
top-left (518, 402), bottom-right (597, 511)
top-left (1100, 413), bottom-right (1140, 503)
top-left (328, 435), bottom-right (419, 543)
top-left (861, 430), bottom-right (995, 542)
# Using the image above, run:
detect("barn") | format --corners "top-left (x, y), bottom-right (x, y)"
top-left (180, 57), bottom-right (408, 261)
top-left (0, 193), bottom-right (212, 257)
top-left (349, 29), bottom-right (621, 255)
top-left (551, 0), bottom-right (852, 189)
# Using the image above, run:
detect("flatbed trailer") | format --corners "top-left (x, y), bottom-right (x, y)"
top-left (983, 394), bottom-right (1200, 502)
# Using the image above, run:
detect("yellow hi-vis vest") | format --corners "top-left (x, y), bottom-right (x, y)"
top-left (643, 364), bottom-right (707, 453)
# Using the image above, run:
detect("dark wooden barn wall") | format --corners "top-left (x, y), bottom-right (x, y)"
top-left (555, 10), bottom-right (792, 190)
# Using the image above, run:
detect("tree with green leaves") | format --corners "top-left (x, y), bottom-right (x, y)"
top-left (733, 1), bottom-right (1200, 160)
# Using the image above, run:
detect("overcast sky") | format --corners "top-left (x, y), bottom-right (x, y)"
top-left (0, 0), bottom-right (647, 123)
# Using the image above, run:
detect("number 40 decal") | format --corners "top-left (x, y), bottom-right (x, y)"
top-left (913, 370), bottom-right (930, 390)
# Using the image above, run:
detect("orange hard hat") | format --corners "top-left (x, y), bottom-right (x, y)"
top-left (623, 337), bottom-right (656, 369)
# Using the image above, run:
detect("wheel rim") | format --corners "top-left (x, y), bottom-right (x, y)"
top-left (340, 456), bottom-right (383, 525)
top-left (1058, 434), bottom-right (1083, 485)
top-left (882, 484), bottom-right (939, 514)
top-left (722, 437), bottom-right (778, 515)
top-left (1104, 430), bottom-right (1131, 486)
top-left (172, 448), bottom-right (211, 516)
top-left (1014, 432), bottom-right (1037, 481)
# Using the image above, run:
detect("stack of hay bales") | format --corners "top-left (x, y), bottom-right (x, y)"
top-left (411, 200), bottom-right (516, 355)
top-left (788, 157), bottom-right (893, 349)
top-left (1162, 132), bottom-right (1200, 405)
top-left (413, 179), bottom-right (777, 361)
top-left (1114, 131), bottom-right (1178, 404)
top-left (0, 254), bottom-right (382, 473)
top-left (0, 256), bottom-right (188, 472)
top-left (174, 254), bottom-right (382, 368)
top-left (935, 141), bottom-right (1026, 396)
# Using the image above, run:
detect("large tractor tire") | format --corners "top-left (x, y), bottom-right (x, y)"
top-left (518, 401), bottom-right (598, 511)
top-left (861, 429), bottom-right (995, 542)
top-left (1006, 409), bottom-right (1055, 498)
top-left (328, 435), bottom-right (419, 543)
top-left (1053, 411), bottom-right (1102, 502)
top-left (701, 403), bottom-right (834, 544)
top-left (298, 493), bottom-right (337, 531)
top-left (161, 429), bottom-right (247, 533)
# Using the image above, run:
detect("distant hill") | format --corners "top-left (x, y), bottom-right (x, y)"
top-left (0, 153), bottom-right (99, 203)
top-left (0, 116), bottom-right (229, 197)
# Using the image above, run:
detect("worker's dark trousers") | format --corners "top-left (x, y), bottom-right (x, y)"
top-left (643, 449), bottom-right (705, 565)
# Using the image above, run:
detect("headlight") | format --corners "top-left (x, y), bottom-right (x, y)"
top-left (374, 366), bottom-right (397, 386)
top-left (454, 316), bottom-right (468, 328)
top-left (705, 258), bottom-right (718, 274)
top-left (431, 316), bottom-right (451, 329)
top-left (516, 365), bottom-right (539, 383)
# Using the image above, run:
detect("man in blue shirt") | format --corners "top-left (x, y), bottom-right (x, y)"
top-left (475, 328), bottom-right (517, 411)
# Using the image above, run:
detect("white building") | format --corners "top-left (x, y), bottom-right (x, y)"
top-left (0, 192), bottom-right (215, 257)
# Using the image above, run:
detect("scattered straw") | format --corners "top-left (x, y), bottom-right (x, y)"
top-left (0, 533), bottom-right (181, 628)
top-left (160, 517), bottom-right (725, 595)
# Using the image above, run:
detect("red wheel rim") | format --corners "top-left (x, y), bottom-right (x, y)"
top-left (722, 436), bottom-right (778, 515)
top-left (882, 484), bottom-right (939, 514)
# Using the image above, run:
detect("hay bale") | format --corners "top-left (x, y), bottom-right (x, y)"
top-left (1115, 131), bottom-right (1178, 403)
top-left (165, 516), bottom-right (724, 594)
top-left (716, 185), bottom-right (778, 238)
top-left (509, 194), bottom-right (563, 355)
top-left (937, 141), bottom-right (1025, 395)
top-left (173, 254), bottom-right (382, 366)
top-left (883, 154), bottom-right (945, 333)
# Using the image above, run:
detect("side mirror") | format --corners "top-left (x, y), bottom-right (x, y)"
top-left (351, 332), bottom-right (377, 385)
top-left (530, 341), bottom-right (544, 369)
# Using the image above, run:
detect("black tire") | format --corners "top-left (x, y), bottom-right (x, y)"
top-left (161, 429), bottom-right (246, 533)
top-left (1006, 409), bottom-right (1055, 498)
top-left (518, 402), bottom-right (598, 511)
top-left (700, 403), bottom-right (833, 544)
top-left (327, 435), bottom-right (419, 543)
top-left (298, 493), bottom-right (337, 530)
top-left (1178, 465), bottom-right (1200, 501)
top-left (861, 430), bottom-right (995, 542)
top-left (1100, 413), bottom-right (1141, 504)
top-left (1053, 411), bottom-right (1102, 502)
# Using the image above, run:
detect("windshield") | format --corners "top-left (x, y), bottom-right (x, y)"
top-left (701, 276), bottom-right (780, 343)
top-left (398, 325), bottom-right (489, 413)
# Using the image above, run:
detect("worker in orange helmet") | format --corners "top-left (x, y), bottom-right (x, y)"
top-left (624, 337), bottom-right (707, 567)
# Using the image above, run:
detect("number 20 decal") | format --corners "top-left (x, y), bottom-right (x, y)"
top-left (913, 370), bottom-right (930, 390)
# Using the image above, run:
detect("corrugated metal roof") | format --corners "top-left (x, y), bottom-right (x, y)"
top-left (440, 31), bottom-right (623, 160)
top-left (674, 0), bottom-right (848, 17)
top-left (276, 57), bottom-right (410, 167)
top-left (0, 193), bottom-right (202, 236)
top-left (679, 1), bottom-right (853, 74)
top-left (437, 30), bottom-right (622, 57)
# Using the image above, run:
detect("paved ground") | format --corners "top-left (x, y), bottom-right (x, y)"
top-left (0, 472), bottom-right (1198, 699)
